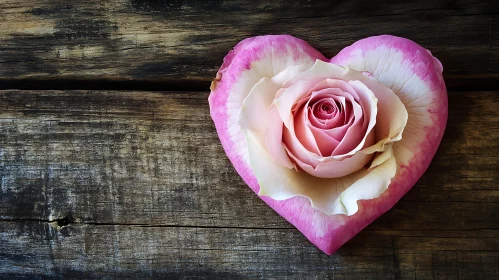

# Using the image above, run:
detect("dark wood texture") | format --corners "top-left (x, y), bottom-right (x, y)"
top-left (0, 0), bottom-right (498, 90)
top-left (1, 0), bottom-right (499, 279)
top-left (0, 90), bottom-right (498, 279)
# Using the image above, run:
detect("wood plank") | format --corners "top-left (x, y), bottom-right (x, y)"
top-left (1, 1), bottom-right (497, 278)
top-left (0, 90), bottom-right (497, 228)
top-left (1, 220), bottom-right (498, 279)
top-left (0, 0), bottom-right (498, 89)
top-left (0, 90), bottom-right (498, 278)
top-left (0, 90), bottom-right (291, 228)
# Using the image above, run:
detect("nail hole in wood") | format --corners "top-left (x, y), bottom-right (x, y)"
top-left (50, 213), bottom-right (75, 230)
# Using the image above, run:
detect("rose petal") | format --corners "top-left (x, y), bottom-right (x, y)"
top-left (370, 144), bottom-right (393, 169)
top-left (294, 102), bottom-right (324, 155)
top-left (296, 90), bottom-right (348, 156)
top-left (238, 78), bottom-right (278, 133)
top-left (287, 64), bottom-right (379, 158)
top-left (265, 106), bottom-right (296, 169)
top-left (283, 60), bottom-right (350, 88)
top-left (239, 77), bottom-right (295, 169)
top-left (307, 127), bottom-right (341, 156)
top-left (246, 65), bottom-right (333, 168)
top-left (298, 101), bottom-right (341, 157)
top-left (338, 69), bottom-right (409, 157)
top-left (332, 36), bottom-right (446, 168)
top-left (246, 129), bottom-right (368, 213)
top-left (332, 80), bottom-right (377, 156)
top-left (308, 89), bottom-right (346, 129)
top-left (285, 138), bottom-right (375, 178)
top-left (337, 146), bottom-right (397, 215)
top-left (311, 78), bottom-right (360, 100)
top-left (279, 62), bottom-right (381, 169)
top-left (247, 127), bottom-right (389, 215)
top-left (275, 80), bottom-right (319, 130)
top-left (209, 35), bottom-right (326, 171)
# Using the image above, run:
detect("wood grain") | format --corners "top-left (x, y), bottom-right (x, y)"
top-left (1, 220), bottom-right (497, 279)
top-left (0, 90), bottom-right (498, 279)
top-left (1, 1), bottom-right (498, 278)
top-left (0, 0), bottom-right (497, 90)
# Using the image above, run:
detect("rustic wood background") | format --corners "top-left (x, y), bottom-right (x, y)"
top-left (1, 0), bottom-right (498, 279)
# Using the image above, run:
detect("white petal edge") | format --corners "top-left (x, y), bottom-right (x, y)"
top-left (238, 77), bottom-right (295, 169)
top-left (246, 128), bottom-right (398, 216)
top-left (336, 146), bottom-right (397, 215)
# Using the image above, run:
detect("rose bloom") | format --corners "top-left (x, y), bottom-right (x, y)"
top-left (238, 59), bottom-right (408, 215)
top-left (209, 35), bottom-right (447, 254)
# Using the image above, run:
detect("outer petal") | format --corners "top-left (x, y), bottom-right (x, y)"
top-left (238, 77), bottom-right (295, 169)
top-left (209, 34), bottom-right (326, 175)
top-left (238, 78), bottom-right (278, 134)
top-left (337, 146), bottom-right (397, 215)
top-left (341, 67), bottom-right (409, 153)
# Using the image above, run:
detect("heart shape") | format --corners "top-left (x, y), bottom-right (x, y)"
top-left (209, 35), bottom-right (447, 254)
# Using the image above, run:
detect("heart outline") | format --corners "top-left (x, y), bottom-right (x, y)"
top-left (209, 35), bottom-right (447, 254)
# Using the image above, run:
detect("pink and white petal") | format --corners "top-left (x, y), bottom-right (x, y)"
top-left (294, 102), bottom-right (322, 155)
top-left (246, 129), bottom-right (369, 215)
top-left (284, 60), bottom-right (350, 88)
top-left (333, 81), bottom-right (377, 156)
top-left (238, 78), bottom-right (279, 133)
top-left (331, 35), bottom-right (447, 166)
top-left (290, 144), bottom-right (374, 178)
top-left (210, 35), bottom-right (447, 256)
top-left (308, 125), bottom-right (340, 156)
top-left (275, 80), bottom-right (318, 129)
top-left (264, 106), bottom-right (295, 169)
top-left (337, 149), bottom-right (397, 215)
top-left (210, 35), bottom-right (326, 171)
top-left (345, 69), bottom-right (408, 146)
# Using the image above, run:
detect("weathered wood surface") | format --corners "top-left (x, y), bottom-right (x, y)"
top-left (1, 90), bottom-right (498, 279)
top-left (0, 0), bottom-right (498, 90)
top-left (1, 0), bottom-right (499, 278)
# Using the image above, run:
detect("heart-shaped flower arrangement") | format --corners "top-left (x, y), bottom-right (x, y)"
top-left (209, 35), bottom-right (447, 254)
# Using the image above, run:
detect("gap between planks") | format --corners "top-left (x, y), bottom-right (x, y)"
top-left (1, 74), bottom-right (499, 92)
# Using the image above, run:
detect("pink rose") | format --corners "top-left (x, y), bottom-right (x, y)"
top-left (238, 59), bottom-right (408, 215)
top-left (209, 35), bottom-right (447, 254)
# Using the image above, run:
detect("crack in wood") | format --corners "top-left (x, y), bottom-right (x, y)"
top-left (0, 218), bottom-right (295, 230)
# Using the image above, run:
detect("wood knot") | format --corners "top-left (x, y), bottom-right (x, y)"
top-left (50, 213), bottom-right (75, 230)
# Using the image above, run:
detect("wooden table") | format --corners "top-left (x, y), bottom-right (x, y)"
top-left (1, 1), bottom-right (498, 279)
